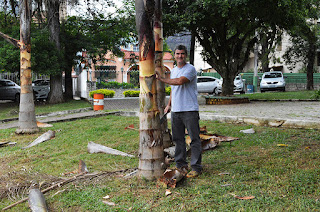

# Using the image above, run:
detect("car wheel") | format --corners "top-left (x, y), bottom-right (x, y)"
top-left (282, 87), bottom-right (286, 92)
top-left (240, 90), bottom-right (245, 94)
top-left (260, 89), bottom-right (265, 93)
top-left (14, 93), bottom-right (20, 103)
top-left (214, 88), bottom-right (220, 96)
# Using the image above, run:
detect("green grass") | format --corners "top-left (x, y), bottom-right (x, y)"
top-left (242, 90), bottom-right (316, 100)
top-left (1, 116), bottom-right (320, 211)
top-left (0, 99), bottom-right (92, 120)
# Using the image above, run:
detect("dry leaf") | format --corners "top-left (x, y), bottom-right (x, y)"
top-left (218, 172), bottom-right (230, 176)
top-left (230, 193), bottom-right (255, 200)
top-left (103, 195), bottom-right (110, 199)
top-left (235, 195), bottom-right (255, 200)
top-left (277, 144), bottom-right (288, 147)
top-left (165, 189), bottom-right (172, 196)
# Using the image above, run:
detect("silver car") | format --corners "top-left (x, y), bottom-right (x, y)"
top-left (216, 74), bottom-right (246, 94)
top-left (0, 79), bottom-right (20, 102)
top-left (260, 71), bottom-right (286, 92)
top-left (197, 76), bottom-right (221, 95)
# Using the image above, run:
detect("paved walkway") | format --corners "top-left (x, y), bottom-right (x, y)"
top-left (1, 98), bottom-right (320, 130)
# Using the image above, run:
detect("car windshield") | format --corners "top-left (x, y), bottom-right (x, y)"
top-left (33, 80), bottom-right (49, 86)
top-left (264, 73), bottom-right (282, 78)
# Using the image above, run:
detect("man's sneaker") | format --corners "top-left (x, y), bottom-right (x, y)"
top-left (186, 170), bottom-right (200, 178)
top-left (176, 166), bottom-right (188, 174)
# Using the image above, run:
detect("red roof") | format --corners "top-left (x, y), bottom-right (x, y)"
top-left (121, 49), bottom-right (173, 60)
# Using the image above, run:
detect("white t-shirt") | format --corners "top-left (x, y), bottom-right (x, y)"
top-left (170, 63), bottom-right (199, 112)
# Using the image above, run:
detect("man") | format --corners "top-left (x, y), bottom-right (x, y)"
top-left (156, 45), bottom-right (202, 178)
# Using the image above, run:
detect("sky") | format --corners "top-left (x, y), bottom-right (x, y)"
top-left (67, 0), bottom-right (123, 17)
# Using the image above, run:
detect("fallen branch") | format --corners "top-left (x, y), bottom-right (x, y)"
top-left (1, 168), bottom-right (136, 211)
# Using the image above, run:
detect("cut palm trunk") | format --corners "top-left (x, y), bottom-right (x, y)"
top-left (22, 130), bottom-right (55, 149)
top-left (28, 189), bottom-right (48, 212)
top-left (136, 0), bottom-right (164, 180)
top-left (87, 141), bottom-right (134, 157)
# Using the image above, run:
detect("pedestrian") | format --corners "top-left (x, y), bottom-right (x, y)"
top-left (156, 44), bottom-right (202, 178)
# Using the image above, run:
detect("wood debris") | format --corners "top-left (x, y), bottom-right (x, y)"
top-left (0, 141), bottom-right (16, 147)
top-left (240, 128), bottom-right (255, 134)
top-left (102, 200), bottom-right (116, 206)
top-left (87, 141), bottom-right (135, 157)
top-left (186, 133), bottom-right (239, 151)
top-left (158, 168), bottom-right (187, 188)
top-left (22, 130), bottom-right (55, 149)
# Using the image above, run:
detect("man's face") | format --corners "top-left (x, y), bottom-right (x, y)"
top-left (174, 49), bottom-right (187, 65)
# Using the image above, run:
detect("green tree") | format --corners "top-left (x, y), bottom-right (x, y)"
top-left (163, 0), bottom-right (316, 95)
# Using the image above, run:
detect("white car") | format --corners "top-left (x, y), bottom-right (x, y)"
top-left (32, 80), bottom-right (50, 100)
top-left (197, 76), bottom-right (221, 95)
top-left (216, 74), bottom-right (245, 94)
top-left (260, 71), bottom-right (286, 92)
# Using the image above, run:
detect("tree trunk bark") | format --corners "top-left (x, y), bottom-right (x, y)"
top-left (306, 36), bottom-right (315, 90)
top-left (154, 0), bottom-right (170, 147)
top-left (190, 30), bottom-right (195, 65)
top-left (64, 68), bottom-right (73, 100)
top-left (136, 0), bottom-right (164, 180)
top-left (46, 0), bottom-right (64, 103)
top-left (16, 0), bottom-right (39, 134)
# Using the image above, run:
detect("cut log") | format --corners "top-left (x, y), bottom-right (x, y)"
top-left (22, 130), bottom-right (55, 149)
top-left (28, 189), bottom-right (48, 212)
top-left (87, 141), bottom-right (135, 157)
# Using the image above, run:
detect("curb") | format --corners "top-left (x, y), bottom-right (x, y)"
top-left (199, 113), bottom-right (320, 130)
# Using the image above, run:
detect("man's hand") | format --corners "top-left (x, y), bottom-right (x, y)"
top-left (155, 71), bottom-right (162, 81)
top-left (164, 105), bottom-right (171, 114)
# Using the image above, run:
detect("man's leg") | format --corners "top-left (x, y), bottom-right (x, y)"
top-left (171, 112), bottom-right (188, 169)
top-left (184, 111), bottom-right (202, 173)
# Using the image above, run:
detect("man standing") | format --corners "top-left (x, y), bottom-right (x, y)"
top-left (156, 45), bottom-right (202, 178)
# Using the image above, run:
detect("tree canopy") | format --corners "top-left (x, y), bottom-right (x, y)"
top-left (163, 0), bottom-right (320, 95)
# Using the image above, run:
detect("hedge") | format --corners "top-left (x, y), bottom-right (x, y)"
top-left (123, 90), bottom-right (140, 97)
top-left (89, 89), bottom-right (115, 98)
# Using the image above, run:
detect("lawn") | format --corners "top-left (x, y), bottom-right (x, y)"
top-left (241, 90), bottom-right (317, 100)
top-left (0, 115), bottom-right (319, 211)
top-left (0, 99), bottom-right (92, 120)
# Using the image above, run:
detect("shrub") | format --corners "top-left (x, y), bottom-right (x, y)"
top-left (165, 86), bottom-right (171, 96)
top-left (89, 89), bottom-right (115, 98)
top-left (96, 81), bottom-right (135, 89)
top-left (123, 90), bottom-right (140, 97)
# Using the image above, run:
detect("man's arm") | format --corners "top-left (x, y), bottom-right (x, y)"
top-left (155, 71), bottom-right (189, 85)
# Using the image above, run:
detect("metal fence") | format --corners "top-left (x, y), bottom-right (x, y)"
top-left (0, 72), bottom-right (49, 84)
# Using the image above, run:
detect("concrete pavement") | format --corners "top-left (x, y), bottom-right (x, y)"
top-left (1, 97), bottom-right (320, 130)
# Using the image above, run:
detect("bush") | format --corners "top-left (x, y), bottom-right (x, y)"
top-left (312, 89), bottom-right (320, 100)
top-left (165, 86), bottom-right (171, 96)
top-left (89, 89), bottom-right (115, 98)
top-left (123, 90), bottom-right (140, 97)
top-left (96, 81), bottom-right (135, 89)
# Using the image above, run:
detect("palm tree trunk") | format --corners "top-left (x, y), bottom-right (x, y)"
top-left (136, 0), bottom-right (164, 180)
top-left (16, 0), bottom-right (39, 134)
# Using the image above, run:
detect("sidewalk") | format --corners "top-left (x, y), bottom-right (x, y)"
top-left (1, 98), bottom-right (320, 130)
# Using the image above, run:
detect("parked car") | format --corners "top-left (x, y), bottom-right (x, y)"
top-left (32, 79), bottom-right (50, 100)
top-left (260, 71), bottom-right (286, 92)
top-left (197, 76), bottom-right (221, 95)
top-left (216, 74), bottom-right (246, 94)
top-left (0, 79), bottom-right (20, 102)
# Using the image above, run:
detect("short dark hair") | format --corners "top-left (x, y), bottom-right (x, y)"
top-left (174, 45), bottom-right (188, 56)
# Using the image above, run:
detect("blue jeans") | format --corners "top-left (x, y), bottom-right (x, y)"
top-left (171, 111), bottom-right (202, 172)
